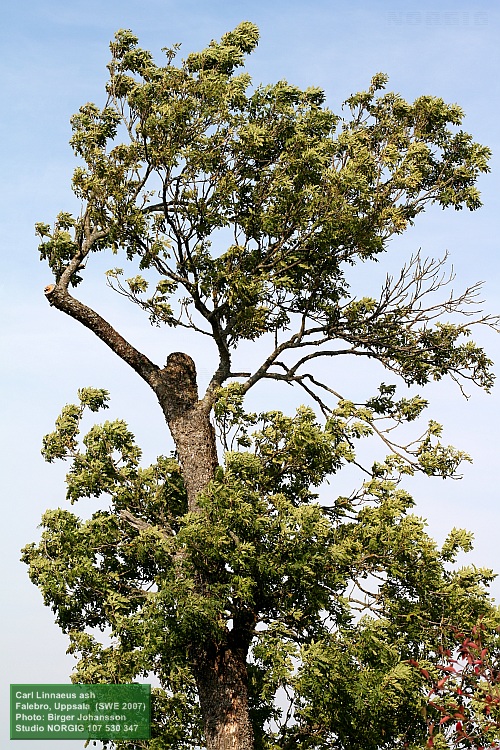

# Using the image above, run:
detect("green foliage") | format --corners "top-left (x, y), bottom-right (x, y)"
top-left (292, 622), bottom-right (428, 750)
top-left (23, 390), bottom-right (500, 748)
top-left (30, 21), bottom-right (500, 750)
top-left (36, 22), bottom-right (495, 392)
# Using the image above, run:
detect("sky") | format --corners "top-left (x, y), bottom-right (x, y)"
top-left (1, 0), bottom-right (500, 747)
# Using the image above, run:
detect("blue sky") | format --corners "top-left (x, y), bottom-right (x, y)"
top-left (1, 1), bottom-right (500, 746)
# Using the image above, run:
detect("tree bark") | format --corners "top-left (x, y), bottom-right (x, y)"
top-left (193, 640), bottom-right (254, 750)
top-left (45, 287), bottom-right (254, 748)
top-left (155, 352), bottom-right (219, 512)
top-left (156, 354), bottom-right (255, 749)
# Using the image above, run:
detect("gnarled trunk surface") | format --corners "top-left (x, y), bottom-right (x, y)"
top-left (156, 351), bottom-right (219, 512)
top-left (193, 641), bottom-right (254, 750)
top-left (156, 352), bottom-right (254, 750)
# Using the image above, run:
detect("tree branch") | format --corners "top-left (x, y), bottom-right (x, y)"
top-left (44, 285), bottom-right (160, 389)
top-left (120, 509), bottom-right (173, 538)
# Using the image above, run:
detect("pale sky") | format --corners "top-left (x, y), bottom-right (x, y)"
top-left (2, 1), bottom-right (500, 747)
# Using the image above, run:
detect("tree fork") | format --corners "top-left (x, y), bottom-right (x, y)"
top-left (44, 286), bottom-right (220, 510)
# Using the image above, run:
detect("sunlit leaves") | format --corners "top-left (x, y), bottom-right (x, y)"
top-left (70, 103), bottom-right (122, 155)
top-left (78, 386), bottom-right (111, 411)
top-left (37, 212), bottom-right (81, 284)
top-left (30, 21), bottom-right (500, 750)
top-left (24, 386), bottom-right (500, 747)
top-left (36, 22), bottom-right (493, 382)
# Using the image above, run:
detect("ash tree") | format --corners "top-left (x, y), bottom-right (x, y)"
top-left (23, 22), bottom-right (500, 750)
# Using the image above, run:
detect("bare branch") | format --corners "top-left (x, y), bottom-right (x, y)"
top-left (44, 285), bottom-right (160, 389)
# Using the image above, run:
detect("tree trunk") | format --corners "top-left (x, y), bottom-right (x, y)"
top-left (193, 640), bottom-right (254, 750)
top-left (166, 402), bottom-right (219, 510)
top-left (44, 289), bottom-right (254, 747)
top-left (155, 352), bottom-right (219, 512)
top-left (155, 352), bottom-right (255, 749)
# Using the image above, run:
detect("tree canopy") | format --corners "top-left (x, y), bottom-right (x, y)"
top-left (23, 22), bottom-right (500, 750)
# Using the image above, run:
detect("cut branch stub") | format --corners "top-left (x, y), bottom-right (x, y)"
top-left (156, 353), bottom-right (219, 513)
top-left (159, 352), bottom-right (199, 419)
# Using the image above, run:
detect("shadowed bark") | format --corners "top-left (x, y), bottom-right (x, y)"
top-left (193, 635), bottom-right (254, 750)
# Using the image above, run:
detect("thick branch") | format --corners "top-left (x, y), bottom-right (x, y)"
top-left (44, 285), bottom-right (160, 389)
top-left (120, 509), bottom-right (173, 538)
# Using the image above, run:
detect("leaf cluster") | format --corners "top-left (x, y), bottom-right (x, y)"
top-left (22, 391), bottom-right (500, 748)
top-left (36, 23), bottom-right (495, 400)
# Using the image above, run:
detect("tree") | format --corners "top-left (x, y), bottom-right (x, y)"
top-left (22, 22), bottom-right (500, 750)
